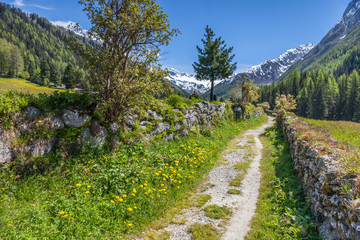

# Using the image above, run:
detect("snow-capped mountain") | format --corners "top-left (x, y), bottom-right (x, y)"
top-left (243, 43), bottom-right (314, 85)
top-left (166, 68), bottom-right (229, 94)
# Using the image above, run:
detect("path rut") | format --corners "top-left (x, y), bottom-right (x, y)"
top-left (138, 117), bottom-right (274, 240)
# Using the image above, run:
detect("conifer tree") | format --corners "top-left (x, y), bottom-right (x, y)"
top-left (193, 26), bottom-right (237, 101)
top-left (63, 64), bottom-right (75, 89)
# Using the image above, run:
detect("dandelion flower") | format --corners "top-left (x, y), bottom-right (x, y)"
top-left (127, 208), bottom-right (133, 212)
top-left (118, 198), bottom-right (123, 202)
top-left (85, 191), bottom-right (90, 194)
top-left (76, 183), bottom-right (82, 187)
top-left (127, 223), bottom-right (133, 227)
top-left (63, 215), bottom-right (68, 218)
top-left (87, 185), bottom-right (91, 188)
top-left (111, 200), bottom-right (115, 204)
top-left (59, 211), bottom-right (65, 215)
top-left (38, 120), bottom-right (42, 123)
top-left (123, 194), bottom-right (127, 198)
top-left (133, 188), bottom-right (137, 193)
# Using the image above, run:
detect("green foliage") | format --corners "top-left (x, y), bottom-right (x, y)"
top-left (246, 126), bottom-right (319, 239)
top-left (166, 94), bottom-right (185, 109)
top-left (259, 68), bottom-right (360, 122)
top-left (204, 205), bottom-right (232, 219)
top-left (34, 91), bottom-right (95, 112)
top-left (0, 91), bottom-right (29, 127)
top-left (189, 223), bottom-right (220, 240)
top-left (69, 0), bottom-right (179, 122)
top-left (227, 189), bottom-right (241, 195)
top-left (0, 114), bottom-right (267, 239)
top-left (193, 26), bottom-right (237, 101)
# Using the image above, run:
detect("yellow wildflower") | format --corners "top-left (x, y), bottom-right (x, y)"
top-left (111, 200), bottom-right (115, 204)
top-left (127, 223), bottom-right (133, 227)
top-left (123, 194), bottom-right (127, 198)
top-left (118, 198), bottom-right (123, 202)
top-left (59, 211), bottom-right (65, 215)
top-left (76, 183), bottom-right (82, 187)
top-left (87, 185), bottom-right (91, 188)
top-left (133, 188), bottom-right (137, 193)
top-left (127, 208), bottom-right (133, 212)
top-left (63, 215), bottom-right (68, 218)
top-left (85, 191), bottom-right (90, 194)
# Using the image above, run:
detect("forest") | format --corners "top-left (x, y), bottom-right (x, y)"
top-left (0, 3), bottom-right (90, 88)
top-left (259, 47), bottom-right (360, 122)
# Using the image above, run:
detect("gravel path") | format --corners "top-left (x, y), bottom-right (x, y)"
top-left (137, 117), bottom-right (274, 240)
top-left (222, 117), bottom-right (274, 240)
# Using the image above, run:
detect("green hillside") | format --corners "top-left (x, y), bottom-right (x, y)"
top-left (0, 2), bottom-right (91, 87)
top-left (279, 22), bottom-right (360, 82)
top-left (0, 77), bottom-right (60, 94)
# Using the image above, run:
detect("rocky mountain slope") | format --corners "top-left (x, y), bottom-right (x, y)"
top-left (244, 43), bottom-right (314, 85)
top-left (169, 44), bottom-right (313, 96)
top-left (279, 0), bottom-right (360, 81)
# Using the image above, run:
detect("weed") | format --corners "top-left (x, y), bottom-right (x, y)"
top-left (204, 204), bottom-right (232, 220)
top-left (189, 223), bottom-right (220, 240)
top-left (227, 189), bottom-right (241, 195)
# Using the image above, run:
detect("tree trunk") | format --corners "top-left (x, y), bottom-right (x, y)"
top-left (210, 78), bottom-right (214, 101)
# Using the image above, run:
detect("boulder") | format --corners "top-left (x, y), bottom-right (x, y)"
top-left (147, 110), bottom-right (163, 121)
top-left (24, 106), bottom-right (40, 120)
top-left (29, 137), bottom-right (57, 157)
top-left (0, 129), bottom-right (13, 163)
top-left (124, 115), bottom-right (135, 128)
top-left (62, 110), bottom-right (90, 128)
top-left (50, 117), bottom-right (65, 130)
top-left (81, 126), bottom-right (107, 148)
top-left (109, 122), bottom-right (121, 134)
top-left (150, 122), bottom-right (170, 136)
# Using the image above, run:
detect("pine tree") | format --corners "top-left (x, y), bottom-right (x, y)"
top-left (193, 26), bottom-right (237, 101)
top-left (63, 64), bottom-right (75, 89)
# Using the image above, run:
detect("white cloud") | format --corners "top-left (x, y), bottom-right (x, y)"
top-left (30, 4), bottom-right (55, 10)
top-left (50, 20), bottom-right (75, 29)
top-left (13, 0), bottom-right (25, 7)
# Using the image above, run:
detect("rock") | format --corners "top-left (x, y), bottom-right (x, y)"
top-left (163, 133), bottom-right (174, 141)
top-left (90, 120), bottom-right (101, 136)
top-left (62, 110), bottom-right (90, 128)
top-left (81, 126), bottom-right (107, 148)
top-left (180, 128), bottom-right (188, 136)
top-left (19, 123), bottom-right (29, 133)
top-left (109, 122), bottom-right (121, 134)
top-left (139, 121), bottom-right (150, 131)
top-left (147, 110), bottom-right (163, 121)
top-left (29, 137), bottom-right (57, 157)
top-left (194, 103), bottom-right (204, 113)
top-left (50, 117), bottom-right (64, 130)
top-left (0, 129), bottom-right (13, 163)
top-left (124, 115), bottom-right (135, 128)
top-left (150, 122), bottom-right (170, 136)
top-left (175, 121), bottom-right (182, 131)
top-left (24, 106), bottom-right (40, 120)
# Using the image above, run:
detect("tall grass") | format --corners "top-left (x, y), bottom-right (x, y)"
top-left (246, 125), bottom-right (319, 239)
top-left (0, 77), bottom-right (60, 94)
top-left (0, 115), bottom-right (267, 239)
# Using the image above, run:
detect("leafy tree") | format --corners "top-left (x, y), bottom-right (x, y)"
top-left (193, 26), bottom-right (236, 101)
top-left (275, 93), bottom-right (297, 123)
top-left (230, 75), bottom-right (259, 115)
top-left (69, 0), bottom-right (179, 122)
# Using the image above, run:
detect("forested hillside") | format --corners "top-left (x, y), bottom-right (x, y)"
top-left (0, 3), bottom-right (92, 88)
top-left (259, 66), bottom-right (360, 122)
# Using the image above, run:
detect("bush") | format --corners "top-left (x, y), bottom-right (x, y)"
top-left (33, 91), bottom-right (96, 112)
top-left (166, 94), bottom-right (184, 109)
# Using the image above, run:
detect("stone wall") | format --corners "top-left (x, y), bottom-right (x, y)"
top-left (281, 117), bottom-right (360, 240)
top-left (0, 101), bottom-right (228, 163)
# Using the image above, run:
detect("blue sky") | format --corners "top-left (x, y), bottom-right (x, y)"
top-left (5, 0), bottom-right (351, 73)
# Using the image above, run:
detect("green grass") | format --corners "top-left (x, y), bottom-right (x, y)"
top-left (227, 189), bottom-right (241, 195)
top-left (204, 205), bottom-right (232, 220)
top-left (301, 117), bottom-right (360, 148)
top-left (189, 223), bottom-right (220, 240)
top-left (246, 125), bottom-right (320, 240)
top-left (0, 77), bottom-right (60, 94)
top-left (0, 115), bottom-right (267, 239)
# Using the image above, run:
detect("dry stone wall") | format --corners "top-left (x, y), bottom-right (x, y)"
top-left (281, 117), bottom-right (360, 240)
top-left (0, 101), bottom-right (227, 163)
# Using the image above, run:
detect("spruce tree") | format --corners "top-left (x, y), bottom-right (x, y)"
top-left (63, 64), bottom-right (75, 89)
top-left (193, 26), bottom-right (237, 101)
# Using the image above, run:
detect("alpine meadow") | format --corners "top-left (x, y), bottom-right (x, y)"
top-left (0, 0), bottom-right (360, 239)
